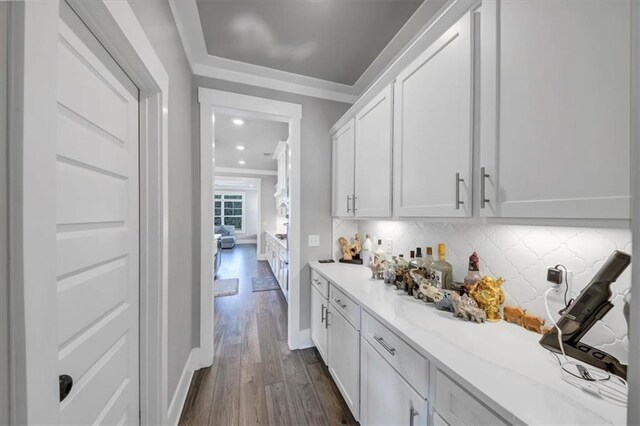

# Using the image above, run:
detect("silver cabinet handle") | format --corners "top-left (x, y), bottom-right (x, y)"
top-left (480, 167), bottom-right (490, 208)
top-left (346, 195), bottom-right (351, 213)
top-left (353, 194), bottom-right (357, 213)
top-left (325, 310), bottom-right (330, 329)
top-left (321, 304), bottom-right (326, 323)
top-left (373, 335), bottom-right (396, 356)
top-left (409, 407), bottom-right (419, 426)
top-left (455, 173), bottom-right (464, 210)
top-left (334, 299), bottom-right (347, 309)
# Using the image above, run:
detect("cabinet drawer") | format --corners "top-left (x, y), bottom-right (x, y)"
top-left (311, 269), bottom-right (328, 298)
top-left (362, 311), bottom-right (429, 398)
top-left (329, 285), bottom-right (361, 330)
top-left (435, 370), bottom-right (507, 426)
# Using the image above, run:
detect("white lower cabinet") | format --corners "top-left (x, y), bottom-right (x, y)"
top-left (310, 284), bottom-right (328, 364)
top-left (360, 338), bottom-right (428, 426)
top-left (328, 301), bottom-right (360, 421)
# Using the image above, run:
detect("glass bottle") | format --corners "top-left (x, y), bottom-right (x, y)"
top-left (422, 247), bottom-right (436, 276)
top-left (464, 251), bottom-right (482, 293)
top-left (374, 239), bottom-right (385, 260)
top-left (362, 234), bottom-right (373, 266)
top-left (432, 244), bottom-right (453, 289)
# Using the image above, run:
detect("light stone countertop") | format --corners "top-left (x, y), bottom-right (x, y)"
top-left (265, 230), bottom-right (287, 250)
top-left (309, 261), bottom-right (627, 425)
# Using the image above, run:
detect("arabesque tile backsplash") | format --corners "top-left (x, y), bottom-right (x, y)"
top-left (332, 219), bottom-right (632, 363)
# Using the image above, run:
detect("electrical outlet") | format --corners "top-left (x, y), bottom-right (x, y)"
top-left (308, 234), bottom-right (320, 247)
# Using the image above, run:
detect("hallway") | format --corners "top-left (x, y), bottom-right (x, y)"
top-left (179, 245), bottom-right (357, 425)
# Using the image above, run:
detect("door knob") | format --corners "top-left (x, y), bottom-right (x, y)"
top-left (59, 374), bottom-right (73, 402)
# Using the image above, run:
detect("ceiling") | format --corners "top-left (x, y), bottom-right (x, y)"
top-left (215, 176), bottom-right (260, 191)
top-left (214, 112), bottom-right (289, 170)
top-left (196, 0), bottom-right (423, 86)
top-left (169, 0), bottom-right (449, 102)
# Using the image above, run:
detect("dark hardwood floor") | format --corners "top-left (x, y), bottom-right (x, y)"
top-left (179, 244), bottom-right (357, 426)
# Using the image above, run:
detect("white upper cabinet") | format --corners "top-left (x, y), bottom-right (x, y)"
top-left (332, 119), bottom-right (355, 217)
top-left (394, 12), bottom-right (473, 217)
top-left (354, 85), bottom-right (393, 217)
top-left (480, 0), bottom-right (631, 219)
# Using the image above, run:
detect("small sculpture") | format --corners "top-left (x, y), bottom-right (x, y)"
top-left (503, 305), bottom-right (526, 326)
top-left (419, 283), bottom-right (443, 303)
top-left (369, 255), bottom-right (387, 280)
top-left (451, 292), bottom-right (486, 323)
top-left (522, 313), bottom-right (546, 334)
top-left (338, 233), bottom-right (362, 261)
top-left (469, 276), bottom-right (505, 322)
top-left (434, 290), bottom-right (455, 313)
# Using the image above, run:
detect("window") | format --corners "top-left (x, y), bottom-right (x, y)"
top-left (214, 192), bottom-right (244, 232)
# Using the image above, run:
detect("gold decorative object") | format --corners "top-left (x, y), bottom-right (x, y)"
top-left (522, 313), bottom-right (546, 334)
top-left (503, 305), bottom-right (526, 326)
top-left (338, 233), bottom-right (361, 260)
top-left (469, 276), bottom-right (505, 322)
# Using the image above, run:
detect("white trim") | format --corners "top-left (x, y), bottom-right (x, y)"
top-left (237, 239), bottom-right (258, 245)
top-left (167, 348), bottom-right (199, 426)
top-left (198, 87), bottom-right (306, 351)
top-left (8, 1), bottom-right (170, 424)
top-left (628, 0), bottom-right (640, 423)
top-left (257, 253), bottom-right (267, 261)
top-left (215, 166), bottom-right (277, 176)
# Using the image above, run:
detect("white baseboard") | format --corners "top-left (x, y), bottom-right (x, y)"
top-left (167, 348), bottom-right (199, 426)
top-left (257, 253), bottom-right (266, 261)
top-left (289, 328), bottom-right (313, 350)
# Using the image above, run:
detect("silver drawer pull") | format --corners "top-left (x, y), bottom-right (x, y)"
top-left (334, 299), bottom-right (347, 309)
top-left (321, 304), bottom-right (326, 323)
top-left (373, 335), bottom-right (396, 356)
top-left (409, 407), bottom-right (419, 426)
top-left (480, 166), bottom-right (490, 208)
top-left (455, 172), bottom-right (464, 210)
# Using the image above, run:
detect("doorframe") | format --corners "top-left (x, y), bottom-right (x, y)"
top-left (198, 88), bottom-right (304, 359)
top-left (7, 1), bottom-right (170, 424)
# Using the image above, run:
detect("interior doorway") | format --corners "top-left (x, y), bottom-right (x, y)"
top-left (198, 88), bottom-right (303, 368)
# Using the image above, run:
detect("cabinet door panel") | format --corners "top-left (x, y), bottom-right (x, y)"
top-left (480, 0), bottom-right (630, 219)
top-left (360, 339), bottom-right (428, 426)
top-left (394, 12), bottom-right (473, 217)
top-left (332, 119), bottom-right (355, 217)
top-left (328, 308), bottom-right (360, 420)
top-left (355, 86), bottom-right (393, 217)
top-left (310, 285), bottom-right (328, 364)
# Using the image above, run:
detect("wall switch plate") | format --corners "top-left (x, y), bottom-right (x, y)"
top-left (308, 234), bottom-right (320, 247)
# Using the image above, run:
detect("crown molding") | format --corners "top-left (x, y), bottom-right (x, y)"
top-left (215, 167), bottom-right (277, 176)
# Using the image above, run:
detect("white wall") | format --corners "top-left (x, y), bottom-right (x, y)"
top-left (128, 0), bottom-right (197, 404)
top-left (0, 3), bottom-right (9, 423)
top-left (347, 219), bottom-right (632, 363)
top-left (241, 189), bottom-right (258, 241)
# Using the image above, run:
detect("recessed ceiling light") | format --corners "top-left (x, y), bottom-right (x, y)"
top-left (236, 145), bottom-right (245, 150)
top-left (232, 118), bottom-right (244, 126)
top-left (238, 160), bottom-right (246, 165)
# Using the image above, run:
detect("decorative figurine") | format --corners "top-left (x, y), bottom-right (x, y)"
top-left (338, 233), bottom-right (363, 264)
top-left (522, 313), bottom-right (546, 334)
top-left (503, 305), bottom-right (526, 326)
top-left (368, 255), bottom-right (387, 280)
top-left (434, 289), bottom-right (455, 313)
top-left (451, 293), bottom-right (486, 323)
top-left (469, 276), bottom-right (505, 322)
top-left (463, 252), bottom-right (482, 293)
top-left (418, 283), bottom-right (443, 303)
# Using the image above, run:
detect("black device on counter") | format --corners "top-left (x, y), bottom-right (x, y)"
top-left (540, 250), bottom-right (631, 379)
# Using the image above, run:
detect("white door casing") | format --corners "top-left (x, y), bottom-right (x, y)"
top-left (393, 12), bottom-right (473, 218)
top-left (56, 3), bottom-right (140, 424)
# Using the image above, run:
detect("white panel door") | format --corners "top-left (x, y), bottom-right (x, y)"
top-left (393, 12), bottom-right (473, 217)
top-left (480, 0), bottom-right (631, 219)
top-left (56, 3), bottom-right (139, 424)
top-left (310, 285), bottom-right (328, 364)
top-left (360, 339), bottom-right (428, 426)
top-left (328, 306), bottom-right (360, 421)
top-left (332, 119), bottom-right (355, 217)
top-left (354, 86), bottom-right (393, 217)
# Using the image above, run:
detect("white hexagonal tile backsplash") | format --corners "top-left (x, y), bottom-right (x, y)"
top-left (332, 219), bottom-right (632, 363)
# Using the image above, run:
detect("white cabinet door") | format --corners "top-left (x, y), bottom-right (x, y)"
top-left (480, 0), bottom-right (631, 219)
top-left (332, 119), bottom-right (355, 217)
top-left (310, 285), bottom-right (328, 364)
top-left (328, 307), bottom-right (360, 420)
top-left (360, 339), bottom-right (428, 426)
top-left (354, 85), bottom-right (393, 217)
top-left (393, 12), bottom-right (473, 217)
